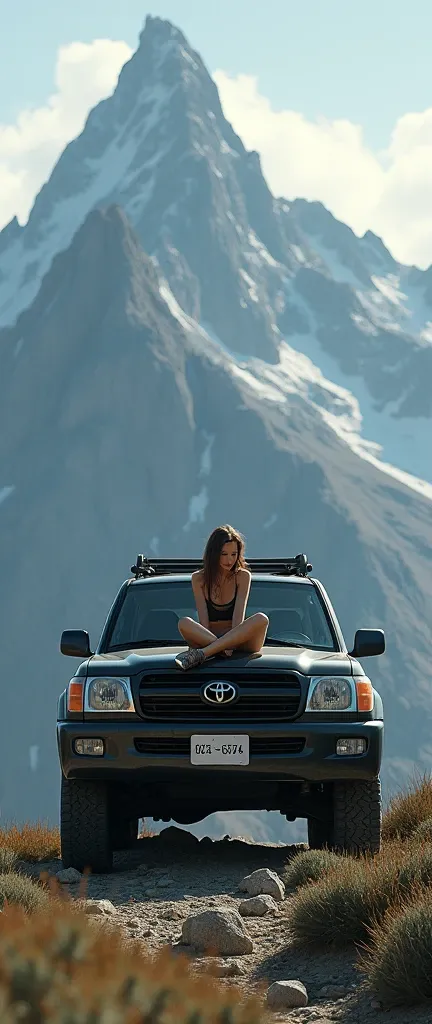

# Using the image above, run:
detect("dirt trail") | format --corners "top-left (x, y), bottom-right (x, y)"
top-left (25, 832), bottom-right (432, 1024)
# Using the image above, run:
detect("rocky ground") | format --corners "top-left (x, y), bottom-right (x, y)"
top-left (23, 829), bottom-right (432, 1024)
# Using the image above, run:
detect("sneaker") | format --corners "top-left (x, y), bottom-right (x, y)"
top-left (174, 648), bottom-right (206, 671)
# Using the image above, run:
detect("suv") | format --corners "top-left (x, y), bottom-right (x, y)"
top-left (57, 554), bottom-right (385, 872)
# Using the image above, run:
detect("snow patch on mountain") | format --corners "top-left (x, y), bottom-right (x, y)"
top-left (359, 274), bottom-right (432, 342)
top-left (191, 302), bottom-right (432, 502)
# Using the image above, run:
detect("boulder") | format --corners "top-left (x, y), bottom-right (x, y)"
top-left (56, 867), bottom-right (82, 884)
top-left (239, 868), bottom-right (285, 901)
top-left (182, 908), bottom-right (253, 956)
top-left (266, 980), bottom-right (308, 1009)
top-left (239, 895), bottom-right (279, 917)
top-left (157, 827), bottom-right (199, 847)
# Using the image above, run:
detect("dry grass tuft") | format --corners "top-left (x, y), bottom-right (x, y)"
top-left (382, 773), bottom-right (432, 841)
top-left (0, 872), bottom-right (50, 912)
top-left (284, 849), bottom-right (342, 890)
top-left (359, 888), bottom-right (432, 1006)
top-left (0, 849), bottom-right (18, 874)
top-left (0, 901), bottom-right (265, 1022)
top-left (0, 822), bottom-right (60, 862)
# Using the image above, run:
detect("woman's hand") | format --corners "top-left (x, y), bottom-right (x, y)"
top-left (224, 649), bottom-right (233, 657)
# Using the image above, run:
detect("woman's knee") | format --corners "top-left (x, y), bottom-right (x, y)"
top-left (252, 612), bottom-right (269, 628)
top-left (178, 616), bottom-right (194, 633)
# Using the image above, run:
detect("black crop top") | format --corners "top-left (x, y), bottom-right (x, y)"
top-left (206, 585), bottom-right (238, 622)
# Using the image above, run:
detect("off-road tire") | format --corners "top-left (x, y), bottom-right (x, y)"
top-left (333, 777), bottom-right (382, 855)
top-left (307, 817), bottom-right (333, 850)
top-left (60, 778), bottom-right (113, 873)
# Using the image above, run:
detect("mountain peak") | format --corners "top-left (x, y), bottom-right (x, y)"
top-left (140, 14), bottom-right (189, 48)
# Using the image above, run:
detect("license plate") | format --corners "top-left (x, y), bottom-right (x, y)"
top-left (190, 734), bottom-right (249, 765)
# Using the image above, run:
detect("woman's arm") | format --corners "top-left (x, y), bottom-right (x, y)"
top-left (191, 571), bottom-right (210, 629)
top-left (231, 568), bottom-right (252, 628)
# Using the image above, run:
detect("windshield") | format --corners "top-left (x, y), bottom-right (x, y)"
top-left (105, 579), bottom-right (337, 651)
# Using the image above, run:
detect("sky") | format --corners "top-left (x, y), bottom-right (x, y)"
top-left (2, 0), bottom-right (432, 266)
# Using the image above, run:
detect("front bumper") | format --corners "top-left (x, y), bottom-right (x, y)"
top-left (58, 719), bottom-right (383, 783)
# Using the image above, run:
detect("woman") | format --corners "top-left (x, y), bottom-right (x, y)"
top-left (175, 525), bottom-right (269, 670)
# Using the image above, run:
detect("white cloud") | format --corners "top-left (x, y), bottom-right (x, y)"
top-left (0, 39), bottom-right (132, 231)
top-left (2, 47), bottom-right (432, 270)
top-left (214, 70), bottom-right (432, 269)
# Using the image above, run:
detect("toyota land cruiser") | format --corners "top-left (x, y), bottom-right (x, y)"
top-left (57, 554), bottom-right (385, 872)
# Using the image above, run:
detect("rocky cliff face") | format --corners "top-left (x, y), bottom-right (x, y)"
top-left (0, 204), bottom-right (431, 831)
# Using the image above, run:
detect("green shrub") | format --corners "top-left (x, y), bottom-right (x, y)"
top-left (382, 774), bottom-right (432, 841)
top-left (284, 849), bottom-right (342, 890)
top-left (0, 902), bottom-right (264, 1023)
top-left (0, 872), bottom-right (49, 913)
top-left (360, 890), bottom-right (432, 1006)
top-left (412, 818), bottom-right (432, 843)
top-left (0, 848), bottom-right (18, 874)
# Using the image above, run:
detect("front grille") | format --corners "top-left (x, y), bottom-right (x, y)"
top-left (134, 737), bottom-right (305, 757)
top-left (139, 672), bottom-right (302, 722)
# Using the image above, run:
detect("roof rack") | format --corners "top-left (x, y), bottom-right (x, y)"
top-left (130, 554), bottom-right (313, 579)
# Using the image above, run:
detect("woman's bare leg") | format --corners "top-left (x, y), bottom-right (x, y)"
top-left (202, 613), bottom-right (269, 659)
top-left (178, 617), bottom-right (219, 648)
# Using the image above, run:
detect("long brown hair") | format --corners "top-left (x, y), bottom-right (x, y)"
top-left (202, 525), bottom-right (247, 600)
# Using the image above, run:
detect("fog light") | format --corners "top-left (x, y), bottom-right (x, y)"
top-left (336, 738), bottom-right (367, 756)
top-left (74, 738), bottom-right (104, 756)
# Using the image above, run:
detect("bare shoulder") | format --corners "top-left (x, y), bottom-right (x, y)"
top-left (237, 567), bottom-right (252, 584)
top-left (191, 569), bottom-right (205, 589)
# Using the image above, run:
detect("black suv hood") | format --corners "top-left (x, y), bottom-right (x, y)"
top-left (86, 646), bottom-right (353, 676)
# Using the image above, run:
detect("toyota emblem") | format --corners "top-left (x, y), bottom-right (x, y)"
top-left (202, 681), bottom-right (238, 705)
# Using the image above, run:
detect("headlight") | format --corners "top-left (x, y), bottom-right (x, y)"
top-left (306, 677), bottom-right (355, 712)
top-left (86, 678), bottom-right (134, 712)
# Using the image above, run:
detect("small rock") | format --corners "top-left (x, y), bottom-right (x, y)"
top-left (135, 863), bottom-right (150, 875)
top-left (239, 895), bottom-right (279, 917)
top-left (83, 899), bottom-right (116, 916)
top-left (144, 888), bottom-right (159, 898)
top-left (239, 867), bottom-right (285, 901)
top-left (161, 908), bottom-right (183, 920)
top-left (266, 980), bottom-right (308, 1009)
top-left (128, 918), bottom-right (141, 929)
top-left (157, 826), bottom-right (199, 847)
top-left (370, 998), bottom-right (383, 1010)
top-left (56, 867), bottom-right (82, 884)
top-left (197, 959), bottom-right (247, 977)
top-left (182, 909), bottom-right (253, 956)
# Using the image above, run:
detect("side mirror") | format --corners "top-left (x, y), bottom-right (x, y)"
top-left (349, 628), bottom-right (385, 659)
top-left (60, 629), bottom-right (93, 658)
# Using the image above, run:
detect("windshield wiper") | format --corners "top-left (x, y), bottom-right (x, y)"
top-left (108, 639), bottom-right (180, 651)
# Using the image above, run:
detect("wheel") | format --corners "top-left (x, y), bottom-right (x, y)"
top-left (111, 815), bottom-right (139, 850)
top-left (60, 777), bottom-right (113, 873)
top-left (307, 816), bottom-right (333, 850)
top-left (332, 778), bottom-right (382, 855)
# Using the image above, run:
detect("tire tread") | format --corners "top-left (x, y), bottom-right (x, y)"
top-left (333, 777), bottom-right (382, 855)
top-left (61, 778), bottom-right (113, 872)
